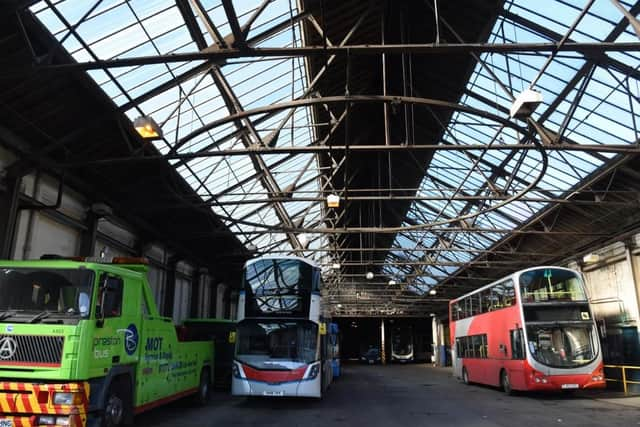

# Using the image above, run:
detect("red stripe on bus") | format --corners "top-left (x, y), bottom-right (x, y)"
top-left (134, 388), bottom-right (198, 415)
top-left (242, 364), bottom-right (307, 383)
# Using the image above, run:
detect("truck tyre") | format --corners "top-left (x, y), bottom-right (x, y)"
top-left (194, 368), bottom-right (210, 406)
top-left (103, 379), bottom-right (130, 427)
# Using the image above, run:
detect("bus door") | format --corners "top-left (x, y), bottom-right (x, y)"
top-left (508, 328), bottom-right (526, 389)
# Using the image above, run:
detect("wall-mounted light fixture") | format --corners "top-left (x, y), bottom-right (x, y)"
top-left (133, 116), bottom-right (163, 139)
top-left (583, 253), bottom-right (600, 264)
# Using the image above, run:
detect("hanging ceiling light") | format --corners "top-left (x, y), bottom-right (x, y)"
top-left (133, 116), bottom-right (163, 139)
top-left (429, 289), bottom-right (437, 296)
top-left (326, 194), bottom-right (340, 208)
top-left (388, 279), bottom-right (397, 286)
top-left (365, 271), bottom-right (374, 280)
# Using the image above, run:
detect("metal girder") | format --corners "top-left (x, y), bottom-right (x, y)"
top-left (221, 0), bottom-right (247, 48)
top-left (64, 138), bottom-right (640, 165)
top-left (31, 42), bottom-right (640, 71)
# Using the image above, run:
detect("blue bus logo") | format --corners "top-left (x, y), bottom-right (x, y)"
top-left (124, 324), bottom-right (139, 355)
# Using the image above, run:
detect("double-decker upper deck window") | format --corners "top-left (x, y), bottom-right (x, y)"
top-left (451, 279), bottom-right (516, 321)
top-left (520, 268), bottom-right (587, 303)
top-left (244, 258), bottom-right (314, 316)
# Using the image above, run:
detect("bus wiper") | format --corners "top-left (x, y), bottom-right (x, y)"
top-left (0, 310), bottom-right (17, 321)
top-left (28, 311), bottom-right (51, 323)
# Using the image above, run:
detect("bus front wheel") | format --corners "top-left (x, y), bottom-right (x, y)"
top-left (500, 370), bottom-right (513, 395)
top-left (462, 367), bottom-right (470, 385)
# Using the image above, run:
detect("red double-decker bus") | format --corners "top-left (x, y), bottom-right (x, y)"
top-left (449, 266), bottom-right (605, 394)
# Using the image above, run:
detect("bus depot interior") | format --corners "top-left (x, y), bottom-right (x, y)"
top-left (2, 0), bottom-right (640, 426)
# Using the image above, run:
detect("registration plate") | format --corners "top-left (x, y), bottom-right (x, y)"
top-left (263, 390), bottom-right (284, 396)
top-left (561, 384), bottom-right (579, 389)
top-left (0, 419), bottom-right (13, 427)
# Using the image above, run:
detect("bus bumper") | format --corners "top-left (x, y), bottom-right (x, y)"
top-left (0, 381), bottom-right (89, 427)
top-left (232, 378), bottom-right (321, 398)
top-left (525, 369), bottom-right (606, 391)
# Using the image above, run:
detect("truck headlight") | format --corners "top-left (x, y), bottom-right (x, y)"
top-left (55, 416), bottom-right (71, 426)
top-left (37, 415), bottom-right (56, 425)
top-left (53, 392), bottom-right (77, 405)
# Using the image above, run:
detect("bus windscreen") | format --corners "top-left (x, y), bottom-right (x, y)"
top-left (236, 320), bottom-right (318, 369)
top-left (526, 325), bottom-right (596, 368)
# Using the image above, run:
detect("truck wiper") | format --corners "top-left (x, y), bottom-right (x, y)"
top-left (28, 311), bottom-right (51, 323)
top-left (0, 310), bottom-right (17, 321)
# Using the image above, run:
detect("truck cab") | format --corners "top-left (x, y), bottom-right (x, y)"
top-left (0, 257), bottom-right (214, 427)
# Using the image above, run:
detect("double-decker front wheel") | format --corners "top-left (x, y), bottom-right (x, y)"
top-left (501, 370), bottom-right (513, 395)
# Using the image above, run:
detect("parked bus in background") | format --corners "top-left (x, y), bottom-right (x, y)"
top-left (391, 325), bottom-right (414, 363)
top-left (232, 256), bottom-right (334, 398)
top-left (450, 266), bottom-right (605, 394)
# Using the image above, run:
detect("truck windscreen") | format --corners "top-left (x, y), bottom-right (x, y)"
top-left (0, 268), bottom-right (94, 322)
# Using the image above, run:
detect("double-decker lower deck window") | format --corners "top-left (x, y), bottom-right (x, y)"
top-left (456, 334), bottom-right (488, 359)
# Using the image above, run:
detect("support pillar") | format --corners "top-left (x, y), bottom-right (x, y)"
top-left (431, 315), bottom-right (438, 366)
top-left (380, 318), bottom-right (386, 365)
top-left (79, 212), bottom-right (98, 257)
top-left (190, 267), bottom-right (202, 318)
top-left (163, 256), bottom-right (179, 317)
top-left (624, 240), bottom-right (640, 327)
top-left (0, 175), bottom-right (21, 259)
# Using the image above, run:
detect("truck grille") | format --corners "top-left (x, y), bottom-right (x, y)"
top-left (0, 335), bottom-right (64, 366)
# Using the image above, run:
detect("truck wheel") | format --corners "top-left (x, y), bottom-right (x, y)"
top-left (103, 380), bottom-right (129, 427)
top-left (194, 368), bottom-right (210, 406)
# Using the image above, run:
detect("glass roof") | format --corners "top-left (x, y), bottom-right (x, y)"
top-left (29, 0), bottom-right (640, 307)
top-left (31, 0), bottom-right (328, 263)
top-left (383, 0), bottom-right (640, 295)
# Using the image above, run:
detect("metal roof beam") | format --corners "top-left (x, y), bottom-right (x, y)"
top-left (221, 0), bottom-right (246, 48)
top-left (33, 42), bottom-right (640, 71)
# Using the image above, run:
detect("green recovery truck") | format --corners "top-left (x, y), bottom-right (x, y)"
top-left (0, 257), bottom-right (214, 427)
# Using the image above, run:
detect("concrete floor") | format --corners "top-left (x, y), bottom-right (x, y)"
top-left (135, 364), bottom-right (640, 427)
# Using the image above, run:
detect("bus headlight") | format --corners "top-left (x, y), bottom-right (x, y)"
top-left (531, 370), bottom-right (548, 384)
top-left (232, 362), bottom-right (245, 379)
top-left (307, 363), bottom-right (320, 380)
top-left (592, 368), bottom-right (604, 381)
